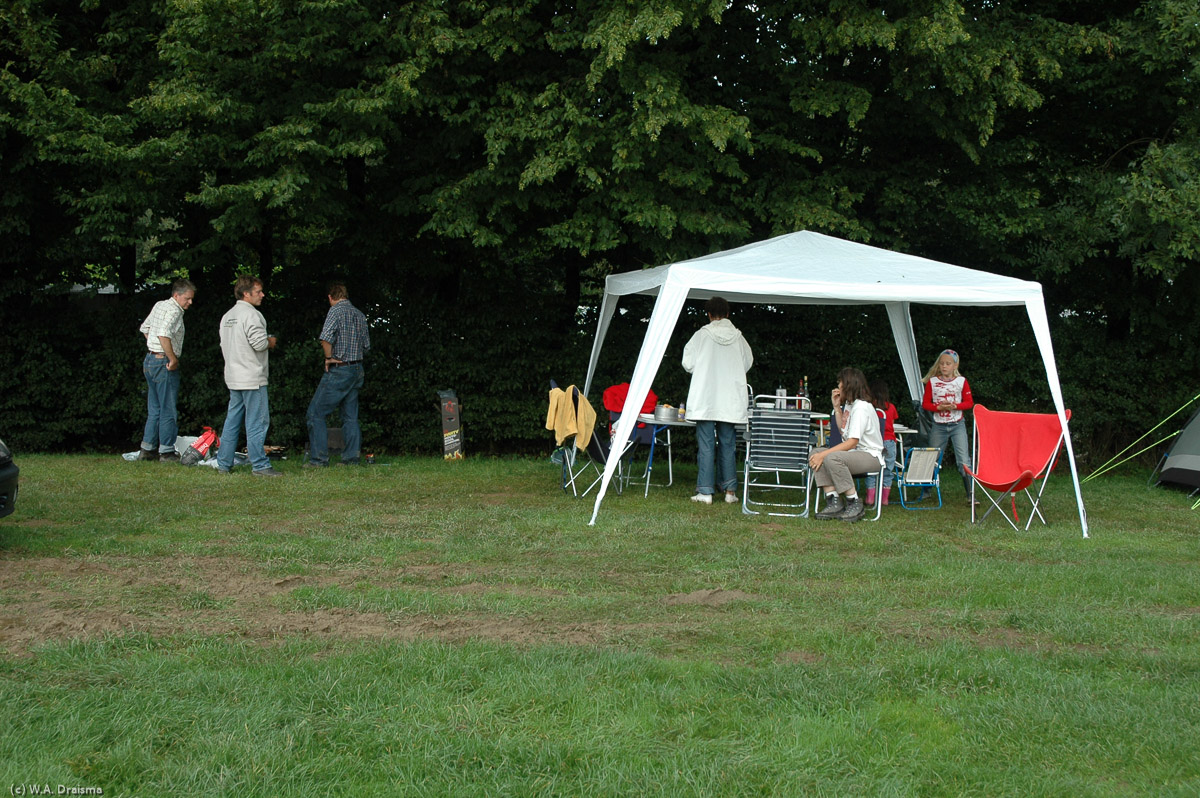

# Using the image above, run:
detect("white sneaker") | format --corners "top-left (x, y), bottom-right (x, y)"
top-left (724, 492), bottom-right (738, 503)
top-left (690, 493), bottom-right (713, 504)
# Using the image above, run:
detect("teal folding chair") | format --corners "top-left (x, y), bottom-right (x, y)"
top-left (897, 447), bottom-right (944, 509)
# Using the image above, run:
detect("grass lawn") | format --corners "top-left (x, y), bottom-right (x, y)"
top-left (1, 453), bottom-right (1198, 796)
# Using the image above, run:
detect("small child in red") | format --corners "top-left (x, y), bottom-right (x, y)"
top-left (867, 379), bottom-right (898, 505)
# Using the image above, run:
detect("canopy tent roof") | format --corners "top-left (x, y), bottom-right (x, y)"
top-left (583, 231), bottom-right (1088, 535)
top-left (590, 231), bottom-right (1045, 307)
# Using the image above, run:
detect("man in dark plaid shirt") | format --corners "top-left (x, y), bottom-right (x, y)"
top-left (304, 281), bottom-right (371, 466)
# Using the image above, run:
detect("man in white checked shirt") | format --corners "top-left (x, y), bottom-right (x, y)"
top-left (136, 279), bottom-right (196, 462)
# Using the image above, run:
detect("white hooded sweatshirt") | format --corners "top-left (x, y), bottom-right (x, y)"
top-left (682, 318), bottom-right (754, 424)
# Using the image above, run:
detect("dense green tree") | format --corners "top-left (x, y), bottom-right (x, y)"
top-left (1, 0), bottom-right (162, 295)
top-left (1, 1), bottom-right (1196, 456)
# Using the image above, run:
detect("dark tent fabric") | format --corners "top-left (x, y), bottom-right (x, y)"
top-left (1160, 408), bottom-right (1200, 489)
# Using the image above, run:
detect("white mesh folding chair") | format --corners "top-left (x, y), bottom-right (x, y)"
top-left (742, 398), bottom-right (813, 517)
top-left (849, 460), bottom-right (886, 520)
top-left (806, 452), bottom-right (887, 521)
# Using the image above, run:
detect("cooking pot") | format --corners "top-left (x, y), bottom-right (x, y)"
top-left (653, 405), bottom-right (679, 422)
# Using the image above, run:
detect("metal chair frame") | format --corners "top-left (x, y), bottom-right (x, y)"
top-left (610, 411), bottom-right (672, 497)
top-left (742, 398), bottom-right (813, 518)
top-left (805, 441), bottom-right (887, 521)
top-left (897, 447), bottom-right (945, 509)
top-left (552, 384), bottom-right (631, 498)
top-left (966, 406), bottom-right (1070, 530)
top-left (561, 431), bottom-right (628, 498)
top-left (820, 460), bottom-right (887, 521)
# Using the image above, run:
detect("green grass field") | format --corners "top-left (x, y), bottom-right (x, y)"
top-left (1, 454), bottom-right (1197, 796)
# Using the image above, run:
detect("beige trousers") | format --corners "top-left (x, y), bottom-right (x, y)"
top-left (812, 448), bottom-right (882, 496)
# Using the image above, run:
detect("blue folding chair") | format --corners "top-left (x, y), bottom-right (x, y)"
top-left (897, 447), bottom-right (944, 509)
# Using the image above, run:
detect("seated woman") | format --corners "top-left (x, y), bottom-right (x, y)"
top-left (809, 367), bottom-right (885, 522)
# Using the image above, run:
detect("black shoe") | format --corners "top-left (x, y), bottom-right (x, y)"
top-left (838, 497), bottom-right (865, 523)
top-left (137, 449), bottom-right (158, 461)
top-left (158, 451), bottom-right (180, 463)
top-left (814, 493), bottom-right (845, 520)
top-left (252, 467), bottom-right (283, 477)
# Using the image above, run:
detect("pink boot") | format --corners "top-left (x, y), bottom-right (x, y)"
top-left (883, 487), bottom-right (891, 505)
top-left (865, 488), bottom-right (876, 506)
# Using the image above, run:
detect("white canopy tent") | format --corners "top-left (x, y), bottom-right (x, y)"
top-left (582, 230), bottom-right (1088, 536)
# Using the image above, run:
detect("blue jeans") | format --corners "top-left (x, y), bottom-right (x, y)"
top-left (695, 420), bottom-right (738, 494)
top-left (142, 353), bottom-right (181, 453)
top-left (306, 364), bottom-right (364, 464)
top-left (217, 387), bottom-right (271, 471)
top-left (929, 419), bottom-right (971, 476)
top-left (866, 440), bottom-right (897, 489)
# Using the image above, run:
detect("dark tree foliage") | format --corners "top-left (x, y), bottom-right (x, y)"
top-left (2, 1), bottom-right (1196, 462)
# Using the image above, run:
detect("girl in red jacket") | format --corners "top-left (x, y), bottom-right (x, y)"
top-left (922, 349), bottom-right (975, 503)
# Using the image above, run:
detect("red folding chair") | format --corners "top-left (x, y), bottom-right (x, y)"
top-left (966, 405), bottom-right (1071, 530)
top-left (602, 383), bottom-right (662, 496)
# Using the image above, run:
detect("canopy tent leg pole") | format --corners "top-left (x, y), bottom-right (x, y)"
top-left (584, 294), bottom-right (622, 397)
top-left (886, 301), bottom-right (922, 404)
top-left (1025, 298), bottom-right (1088, 538)
top-left (589, 280), bottom-right (691, 525)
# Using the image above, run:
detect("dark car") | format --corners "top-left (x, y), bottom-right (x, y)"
top-left (0, 437), bottom-right (17, 517)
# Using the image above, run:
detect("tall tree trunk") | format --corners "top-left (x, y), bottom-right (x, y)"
top-left (118, 244), bottom-right (137, 292)
top-left (258, 222), bottom-right (274, 291)
top-left (558, 256), bottom-right (582, 339)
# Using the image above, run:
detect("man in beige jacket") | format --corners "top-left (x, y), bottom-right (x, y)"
top-left (216, 275), bottom-right (280, 476)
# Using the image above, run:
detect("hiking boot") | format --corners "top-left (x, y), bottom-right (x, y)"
top-left (158, 451), bottom-right (180, 463)
top-left (690, 493), bottom-right (713, 504)
top-left (252, 467), bottom-right (283, 477)
top-left (137, 449), bottom-right (157, 461)
top-left (814, 493), bottom-right (845, 520)
top-left (838, 497), bottom-right (866, 523)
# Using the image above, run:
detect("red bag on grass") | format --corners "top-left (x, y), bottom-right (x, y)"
top-left (181, 426), bottom-right (220, 466)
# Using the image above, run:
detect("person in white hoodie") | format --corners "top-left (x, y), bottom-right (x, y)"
top-left (216, 275), bottom-right (280, 476)
top-left (682, 296), bottom-right (754, 504)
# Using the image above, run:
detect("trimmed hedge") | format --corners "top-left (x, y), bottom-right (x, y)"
top-left (2, 286), bottom-right (1196, 469)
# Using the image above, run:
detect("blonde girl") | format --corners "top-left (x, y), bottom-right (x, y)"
top-left (921, 349), bottom-right (975, 502)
